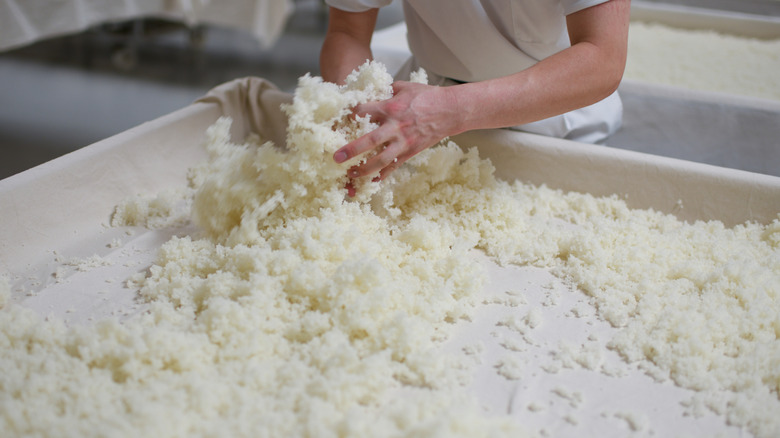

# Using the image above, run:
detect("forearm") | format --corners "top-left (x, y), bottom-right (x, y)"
top-left (447, 0), bottom-right (629, 136)
top-left (320, 32), bottom-right (374, 84)
top-left (450, 41), bottom-right (624, 134)
top-left (319, 8), bottom-right (379, 85)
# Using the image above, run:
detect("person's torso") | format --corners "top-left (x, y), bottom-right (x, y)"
top-left (402, 0), bottom-right (571, 82)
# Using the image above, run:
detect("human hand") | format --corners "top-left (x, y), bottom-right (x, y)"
top-left (334, 81), bottom-right (460, 183)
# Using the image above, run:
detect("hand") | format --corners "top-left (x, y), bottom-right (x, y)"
top-left (333, 81), bottom-right (460, 181)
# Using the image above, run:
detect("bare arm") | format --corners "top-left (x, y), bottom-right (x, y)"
top-left (319, 7), bottom-right (379, 85)
top-left (334, 0), bottom-right (630, 180)
top-left (451, 0), bottom-right (630, 132)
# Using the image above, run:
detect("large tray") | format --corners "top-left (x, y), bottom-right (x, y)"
top-left (1, 77), bottom-right (778, 437)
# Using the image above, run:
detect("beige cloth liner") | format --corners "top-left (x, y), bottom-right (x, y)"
top-left (195, 76), bottom-right (292, 149)
top-left (1, 76), bottom-right (779, 275)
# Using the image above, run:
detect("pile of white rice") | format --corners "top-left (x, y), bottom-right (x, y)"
top-left (1, 62), bottom-right (778, 438)
top-left (625, 21), bottom-right (780, 100)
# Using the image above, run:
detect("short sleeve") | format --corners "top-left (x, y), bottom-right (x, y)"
top-left (561, 0), bottom-right (611, 15)
top-left (324, 0), bottom-right (394, 12)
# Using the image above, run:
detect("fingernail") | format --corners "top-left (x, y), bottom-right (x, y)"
top-left (334, 151), bottom-right (347, 163)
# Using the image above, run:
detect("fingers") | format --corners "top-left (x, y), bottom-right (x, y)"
top-left (334, 95), bottom-right (397, 164)
top-left (334, 86), bottom-right (421, 188)
top-left (345, 180), bottom-right (356, 198)
top-left (334, 98), bottom-right (390, 164)
top-left (348, 139), bottom-right (404, 178)
top-left (377, 150), bottom-right (416, 181)
top-left (351, 100), bottom-right (380, 120)
top-left (334, 118), bottom-right (414, 181)
top-left (333, 130), bottom-right (384, 164)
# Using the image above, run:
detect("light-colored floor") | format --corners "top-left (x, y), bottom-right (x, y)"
top-left (1, 0), bottom-right (778, 180)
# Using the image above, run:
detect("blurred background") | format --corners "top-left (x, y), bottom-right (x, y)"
top-left (0, 0), bottom-right (403, 179)
top-left (0, 0), bottom-right (778, 179)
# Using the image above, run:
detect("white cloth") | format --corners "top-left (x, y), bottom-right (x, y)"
top-left (326, 0), bottom-right (622, 143)
top-left (0, 0), bottom-right (293, 52)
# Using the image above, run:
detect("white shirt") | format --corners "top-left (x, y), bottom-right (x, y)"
top-left (326, 0), bottom-right (622, 143)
